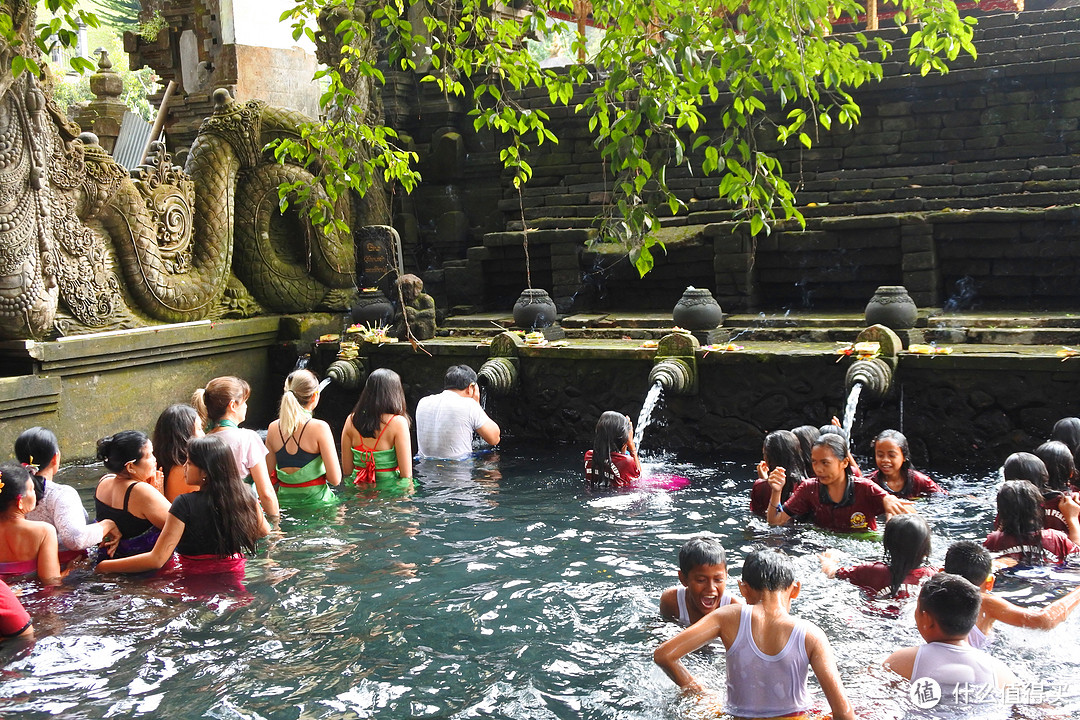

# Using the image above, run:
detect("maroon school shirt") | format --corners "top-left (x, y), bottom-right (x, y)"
top-left (749, 478), bottom-right (806, 516)
top-left (984, 528), bottom-right (1079, 564)
top-left (836, 562), bottom-right (935, 599)
top-left (584, 450), bottom-right (639, 487)
top-left (781, 477), bottom-right (889, 532)
top-left (865, 468), bottom-right (944, 499)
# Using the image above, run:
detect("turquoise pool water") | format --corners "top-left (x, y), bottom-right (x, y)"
top-left (2, 449), bottom-right (1079, 719)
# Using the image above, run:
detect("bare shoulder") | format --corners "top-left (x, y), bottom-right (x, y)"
top-left (659, 586), bottom-right (678, 617)
top-left (882, 645), bottom-right (919, 680)
top-left (265, 420), bottom-right (283, 450)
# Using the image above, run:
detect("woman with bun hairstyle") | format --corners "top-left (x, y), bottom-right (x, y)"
top-left (94, 431), bottom-right (171, 557)
top-left (97, 435), bottom-right (271, 575)
top-left (153, 405), bottom-right (204, 502)
top-left (192, 376), bottom-right (278, 517)
top-left (0, 462), bottom-right (60, 583)
top-left (16, 427), bottom-right (119, 560)
top-left (266, 370), bottom-right (341, 507)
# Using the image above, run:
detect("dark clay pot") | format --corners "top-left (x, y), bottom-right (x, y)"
top-left (351, 288), bottom-right (393, 327)
top-left (513, 289), bottom-right (557, 329)
top-left (672, 287), bottom-right (723, 331)
top-left (864, 285), bottom-right (918, 330)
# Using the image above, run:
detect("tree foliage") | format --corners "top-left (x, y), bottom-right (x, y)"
top-left (1, 0), bottom-right (100, 77)
top-left (277, 0), bottom-right (976, 277)
top-left (88, 0), bottom-right (140, 29)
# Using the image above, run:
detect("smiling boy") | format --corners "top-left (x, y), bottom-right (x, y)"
top-left (660, 536), bottom-right (740, 626)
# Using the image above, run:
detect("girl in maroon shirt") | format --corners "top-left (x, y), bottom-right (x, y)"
top-left (866, 429), bottom-right (944, 499)
top-left (822, 514), bottom-right (935, 599)
top-left (984, 480), bottom-right (1080, 564)
top-left (750, 430), bottom-right (808, 516)
top-left (584, 411), bottom-right (641, 487)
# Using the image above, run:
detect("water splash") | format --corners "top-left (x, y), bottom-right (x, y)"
top-left (317, 377), bottom-right (332, 393)
top-left (634, 382), bottom-right (664, 449)
top-left (842, 382), bottom-right (863, 440)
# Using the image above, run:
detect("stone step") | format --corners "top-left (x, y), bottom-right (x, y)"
top-left (925, 327), bottom-right (1080, 346)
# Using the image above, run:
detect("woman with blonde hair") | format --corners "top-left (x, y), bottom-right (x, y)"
top-left (192, 376), bottom-right (278, 518)
top-left (265, 370), bottom-right (342, 508)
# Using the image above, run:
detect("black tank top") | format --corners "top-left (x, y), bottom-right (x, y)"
top-left (95, 482), bottom-right (154, 538)
top-left (276, 421), bottom-right (320, 467)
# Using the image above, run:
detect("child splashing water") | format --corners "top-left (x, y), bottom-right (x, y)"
top-left (821, 514), bottom-right (935, 599)
top-left (750, 429), bottom-right (808, 516)
top-left (584, 411), bottom-right (641, 487)
top-left (767, 434), bottom-right (913, 533)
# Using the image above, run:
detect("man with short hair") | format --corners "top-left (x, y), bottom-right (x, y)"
top-left (415, 365), bottom-right (500, 459)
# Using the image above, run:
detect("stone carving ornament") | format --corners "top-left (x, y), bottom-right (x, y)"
top-left (0, 5), bottom-right (355, 340)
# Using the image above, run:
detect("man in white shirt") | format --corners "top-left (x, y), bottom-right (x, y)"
top-left (415, 365), bottom-right (501, 458)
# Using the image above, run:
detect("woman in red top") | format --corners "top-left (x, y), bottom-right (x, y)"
top-left (822, 514), bottom-right (935, 599)
top-left (750, 430), bottom-right (808, 516)
top-left (985, 480), bottom-right (1080, 565)
top-left (584, 412), bottom-right (641, 487)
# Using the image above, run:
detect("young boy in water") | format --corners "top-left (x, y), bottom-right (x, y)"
top-left (654, 547), bottom-right (855, 720)
top-left (884, 573), bottom-right (1017, 705)
top-left (659, 536), bottom-right (740, 626)
top-left (944, 540), bottom-right (1080, 648)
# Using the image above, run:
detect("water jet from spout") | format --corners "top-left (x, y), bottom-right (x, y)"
top-left (841, 382), bottom-right (863, 439)
top-left (634, 381), bottom-right (664, 449)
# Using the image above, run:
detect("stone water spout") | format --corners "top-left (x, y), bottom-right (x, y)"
top-left (326, 357), bottom-right (367, 390)
top-left (843, 324), bottom-right (902, 402)
top-left (477, 332), bottom-right (521, 397)
top-left (648, 332), bottom-right (700, 396)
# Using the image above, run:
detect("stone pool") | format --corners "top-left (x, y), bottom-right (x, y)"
top-left (2, 449), bottom-right (1078, 719)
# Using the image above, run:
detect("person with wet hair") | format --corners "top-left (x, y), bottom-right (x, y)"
top-left (16, 426), bottom-right (119, 558)
top-left (768, 434), bottom-right (913, 533)
top-left (0, 462), bottom-right (60, 583)
top-left (750, 430), bottom-right (808, 516)
top-left (822, 514), bottom-right (934, 599)
top-left (193, 376), bottom-right (278, 518)
top-left (659, 535), bottom-right (739, 626)
top-left (97, 435), bottom-right (271, 575)
top-left (152, 405), bottom-right (204, 502)
top-left (415, 365), bottom-right (500, 459)
top-left (790, 425), bottom-right (820, 480)
top-left (867, 429), bottom-right (944, 499)
top-left (985, 480), bottom-right (1079, 564)
top-left (95, 431), bottom-right (171, 558)
top-left (654, 547), bottom-right (855, 720)
top-left (945, 540), bottom-right (1080, 649)
top-left (1031, 442), bottom-right (1080, 541)
top-left (884, 574), bottom-right (1017, 705)
top-left (1051, 416), bottom-right (1080, 467)
top-left (584, 411), bottom-right (640, 487)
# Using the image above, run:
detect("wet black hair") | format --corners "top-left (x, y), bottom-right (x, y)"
top-left (589, 411), bottom-right (632, 487)
top-left (1051, 417), bottom-right (1080, 454)
top-left (153, 405), bottom-right (200, 481)
top-left (918, 573), bottom-right (981, 638)
top-left (1002, 452), bottom-right (1049, 492)
top-left (882, 514), bottom-right (931, 597)
top-left (96, 431), bottom-right (150, 474)
top-left (678, 535), bottom-right (726, 574)
top-left (996, 480), bottom-right (1046, 564)
top-left (811, 433), bottom-right (854, 481)
top-left (1034, 441), bottom-right (1075, 494)
top-left (873, 429), bottom-right (917, 495)
top-left (186, 435), bottom-right (263, 556)
top-left (791, 425), bottom-right (820, 476)
top-left (943, 540), bottom-right (993, 588)
top-left (444, 364), bottom-right (477, 391)
top-left (819, 424), bottom-right (849, 441)
top-left (350, 368), bottom-right (410, 438)
top-left (763, 430), bottom-right (808, 500)
top-left (0, 461), bottom-right (33, 514)
top-left (15, 426), bottom-right (60, 503)
top-left (741, 546), bottom-right (796, 592)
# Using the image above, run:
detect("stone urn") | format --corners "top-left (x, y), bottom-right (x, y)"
top-left (864, 285), bottom-right (918, 330)
top-left (672, 287), bottom-right (723, 331)
top-left (350, 288), bottom-right (393, 327)
top-left (513, 289), bottom-right (557, 329)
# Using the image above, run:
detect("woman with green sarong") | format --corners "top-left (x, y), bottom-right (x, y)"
top-left (341, 369), bottom-right (414, 494)
top-left (266, 370), bottom-right (342, 508)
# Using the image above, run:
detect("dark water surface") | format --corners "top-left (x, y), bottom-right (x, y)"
top-left (2, 449), bottom-right (1079, 719)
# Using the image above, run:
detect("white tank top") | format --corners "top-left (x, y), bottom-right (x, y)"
top-left (967, 624), bottom-right (992, 650)
top-left (675, 586), bottom-right (733, 626)
top-left (725, 604), bottom-right (810, 717)
top-left (911, 642), bottom-right (1002, 704)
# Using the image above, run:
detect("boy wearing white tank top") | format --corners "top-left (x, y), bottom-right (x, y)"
top-left (654, 547), bottom-right (855, 720)
top-left (884, 573), bottom-right (1018, 707)
top-left (659, 536), bottom-right (741, 627)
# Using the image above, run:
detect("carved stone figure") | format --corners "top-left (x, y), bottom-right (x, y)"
top-left (0, 2), bottom-right (355, 340)
top-left (390, 274), bottom-right (436, 341)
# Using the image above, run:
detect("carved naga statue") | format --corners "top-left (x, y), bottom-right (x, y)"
top-left (0, 4), bottom-right (354, 341)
